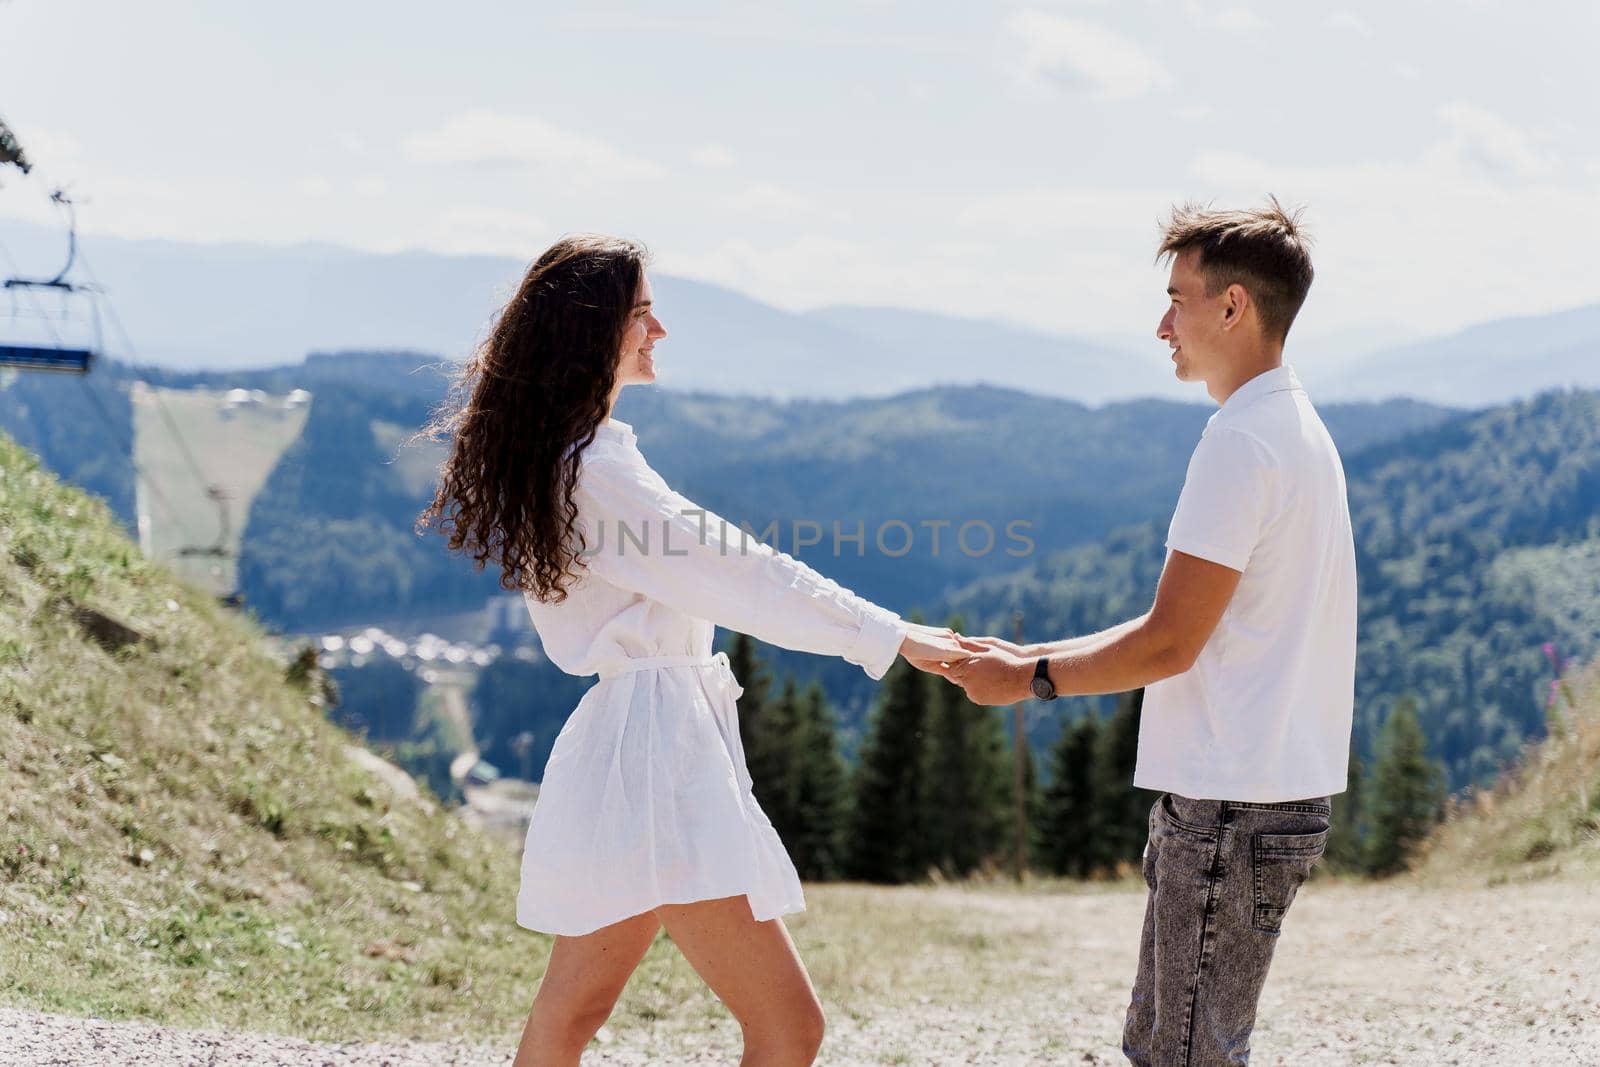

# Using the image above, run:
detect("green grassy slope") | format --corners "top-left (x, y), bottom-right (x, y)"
top-left (1420, 661), bottom-right (1600, 882)
top-left (0, 430), bottom-right (545, 1040)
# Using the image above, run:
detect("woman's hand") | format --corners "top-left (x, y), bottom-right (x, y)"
top-left (959, 634), bottom-right (1034, 658)
top-left (898, 628), bottom-right (971, 672)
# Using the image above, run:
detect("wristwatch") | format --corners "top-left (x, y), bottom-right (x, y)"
top-left (1031, 657), bottom-right (1057, 701)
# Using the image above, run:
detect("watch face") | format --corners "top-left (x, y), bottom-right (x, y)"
top-left (1030, 676), bottom-right (1055, 701)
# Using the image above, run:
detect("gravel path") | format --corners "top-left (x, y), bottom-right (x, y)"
top-left (4, 878), bottom-right (1598, 1065)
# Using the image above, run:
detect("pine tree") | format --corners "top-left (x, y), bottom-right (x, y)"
top-left (1095, 688), bottom-right (1157, 871)
top-left (1364, 697), bottom-right (1444, 876)
top-left (786, 681), bottom-right (850, 880)
top-left (1039, 714), bottom-right (1104, 877)
top-left (1020, 733), bottom-right (1044, 873)
top-left (845, 654), bottom-right (933, 883)
top-left (727, 632), bottom-right (774, 769)
top-left (1326, 746), bottom-right (1366, 872)
top-left (924, 668), bottom-right (1011, 877)
top-left (757, 676), bottom-right (804, 848)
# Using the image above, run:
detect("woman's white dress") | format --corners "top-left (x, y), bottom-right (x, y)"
top-left (516, 418), bottom-right (906, 937)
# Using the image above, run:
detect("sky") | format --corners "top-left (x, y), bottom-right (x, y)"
top-left (2, 0), bottom-right (1597, 356)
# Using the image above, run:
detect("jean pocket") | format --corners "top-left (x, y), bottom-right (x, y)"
top-left (1251, 829), bottom-right (1327, 935)
top-left (1156, 793), bottom-right (1220, 838)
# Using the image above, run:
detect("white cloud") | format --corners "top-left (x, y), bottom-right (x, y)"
top-left (1186, 138), bottom-right (1600, 333)
top-left (1182, 1), bottom-right (1264, 32)
top-left (0, 125), bottom-right (85, 191)
top-left (691, 143), bottom-right (737, 169)
top-left (957, 188), bottom-right (1164, 236)
top-left (402, 111), bottom-right (664, 180)
top-left (1435, 101), bottom-right (1555, 181)
top-left (398, 205), bottom-right (553, 258)
top-left (726, 183), bottom-right (845, 221)
top-left (1326, 10), bottom-right (1374, 36)
top-left (1003, 10), bottom-right (1171, 101)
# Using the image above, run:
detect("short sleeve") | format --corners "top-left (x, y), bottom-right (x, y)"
top-left (574, 451), bottom-right (907, 680)
top-left (1165, 428), bottom-right (1276, 573)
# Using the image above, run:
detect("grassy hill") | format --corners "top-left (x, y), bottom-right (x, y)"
top-left (0, 430), bottom-right (541, 1041)
top-left (1420, 659), bottom-right (1600, 881)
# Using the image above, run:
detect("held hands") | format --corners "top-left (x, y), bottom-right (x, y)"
top-left (934, 643), bottom-right (1036, 710)
top-left (898, 623), bottom-right (971, 673)
top-left (920, 634), bottom-right (1036, 706)
top-left (898, 625), bottom-right (1044, 705)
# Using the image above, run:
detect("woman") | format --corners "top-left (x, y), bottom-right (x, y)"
top-left (416, 234), bottom-right (964, 1066)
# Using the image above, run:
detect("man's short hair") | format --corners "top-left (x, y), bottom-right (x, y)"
top-left (1158, 196), bottom-right (1314, 343)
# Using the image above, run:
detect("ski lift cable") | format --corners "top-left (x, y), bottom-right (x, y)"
top-left (72, 373), bottom-right (199, 542)
top-left (72, 245), bottom-right (217, 498)
top-left (0, 233), bottom-right (201, 545)
top-left (6, 193), bottom-right (233, 567)
top-left (0, 141), bottom-right (211, 555)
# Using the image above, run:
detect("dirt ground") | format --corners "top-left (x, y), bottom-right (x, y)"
top-left (4, 875), bottom-right (1597, 1065)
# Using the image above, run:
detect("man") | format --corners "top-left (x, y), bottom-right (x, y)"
top-left (938, 198), bottom-right (1356, 1065)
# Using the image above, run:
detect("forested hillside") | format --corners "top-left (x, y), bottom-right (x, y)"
top-left (229, 363), bottom-right (1450, 633)
top-left (3, 355), bottom-right (1455, 636)
top-left (236, 381), bottom-right (504, 626)
top-left (945, 390), bottom-right (1600, 788)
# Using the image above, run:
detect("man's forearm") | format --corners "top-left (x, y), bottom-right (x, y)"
top-left (1042, 616), bottom-right (1187, 696)
top-left (1029, 615), bottom-right (1148, 658)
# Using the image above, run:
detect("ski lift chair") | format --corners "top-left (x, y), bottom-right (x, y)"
top-left (1, 191), bottom-right (101, 374)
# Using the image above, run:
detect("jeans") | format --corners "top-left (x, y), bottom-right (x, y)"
top-left (1122, 793), bottom-right (1331, 1066)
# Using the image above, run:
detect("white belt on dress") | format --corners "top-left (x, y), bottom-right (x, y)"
top-left (597, 651), bottom-right (745, 703)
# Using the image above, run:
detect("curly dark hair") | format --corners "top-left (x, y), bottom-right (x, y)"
top-left (413, 233), bottom-right (650, 603)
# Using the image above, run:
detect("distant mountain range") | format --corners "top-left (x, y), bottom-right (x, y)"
top-left (1326, 303), bottom-right (1600, 408)
top-left (3, 219), bottom-right (1597, 406)
top-left (0, 220), bottom-right (1173, 403)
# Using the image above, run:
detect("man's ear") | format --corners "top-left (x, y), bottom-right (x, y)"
top-left (1222, 283), bottom-right (1250, 331)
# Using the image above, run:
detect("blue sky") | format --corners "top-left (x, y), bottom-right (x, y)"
top-left (2, 0), bottom-right (1596, 355)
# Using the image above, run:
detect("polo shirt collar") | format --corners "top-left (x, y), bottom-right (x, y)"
top-left (1206, 364), bottom-right (1302, 430)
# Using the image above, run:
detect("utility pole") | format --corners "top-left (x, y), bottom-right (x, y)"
top-left (1012, 610), bottom-right (1028, 881)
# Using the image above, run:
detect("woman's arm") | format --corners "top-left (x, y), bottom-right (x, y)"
top-left (574, 454), bottom-right (939, 679)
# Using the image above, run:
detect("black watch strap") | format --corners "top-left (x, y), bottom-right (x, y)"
top-left (1031, 656), bottom-right (1057, 701)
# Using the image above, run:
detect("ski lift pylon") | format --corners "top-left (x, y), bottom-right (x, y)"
top-left (2, 190), bottom-right (102, 374)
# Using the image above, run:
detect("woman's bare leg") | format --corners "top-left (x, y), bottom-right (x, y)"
top-left (655, 895), bottom-right (825, 1067)
top-left (512, 910), bottom-right (661, 1067)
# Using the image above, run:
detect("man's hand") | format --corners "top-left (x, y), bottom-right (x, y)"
top-left (938, 638), bottom-right (1034, 706)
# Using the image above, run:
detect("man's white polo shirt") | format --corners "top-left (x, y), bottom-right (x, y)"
top-left (1135, 364), bottom-right (1357, 802)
